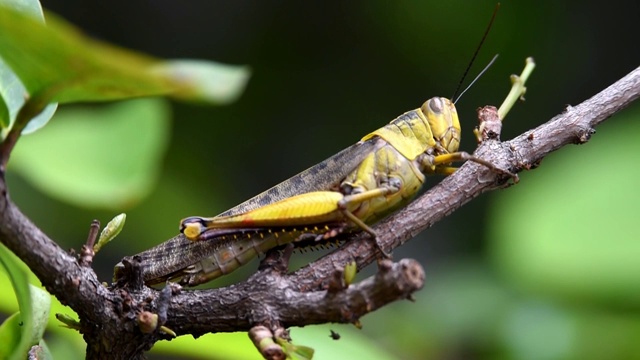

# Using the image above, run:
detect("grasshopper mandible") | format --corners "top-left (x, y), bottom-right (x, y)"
top-left (115, 96), bottom-right (512, 287)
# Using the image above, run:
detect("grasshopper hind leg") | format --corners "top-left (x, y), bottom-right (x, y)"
top-left (341, 210), bottom-right (392, 259)
top-left (337, 187), bottom-right (396, 259)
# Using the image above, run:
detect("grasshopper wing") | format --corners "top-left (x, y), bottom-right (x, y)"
top-left (221, 138), bottom-right (381, 216)
top-left (115, 138), bottom-right (380, 285)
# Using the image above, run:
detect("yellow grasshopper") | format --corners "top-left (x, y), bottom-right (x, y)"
top-left (115, 93), bottom-right (519, 287)
top-left (179, 97), bottom-right (501, 249)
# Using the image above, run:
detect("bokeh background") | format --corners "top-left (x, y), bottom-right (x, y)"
top-left (2, 1), bottom-right (640, 359)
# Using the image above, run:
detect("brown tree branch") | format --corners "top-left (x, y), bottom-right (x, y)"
top-left (0, 66), bottom-right (638, 358)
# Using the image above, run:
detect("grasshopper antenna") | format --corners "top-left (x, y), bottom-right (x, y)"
top-left (453, 54), bottom-right (499, 104)
top-left (451, 3), bottom-right (500, 103)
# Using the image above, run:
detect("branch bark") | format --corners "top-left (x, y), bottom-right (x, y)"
top-left (0, 66), bottom-right (638, 358)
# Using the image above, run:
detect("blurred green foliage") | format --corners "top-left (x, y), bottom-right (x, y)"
top-left (0, 245), bottom-right (52, 360)
top-left (490, 111), bottom-right (640, 308)
top-left (1, 0), bottom-right (639, 359)
top-left (11, 99), bottom-right (171, 208)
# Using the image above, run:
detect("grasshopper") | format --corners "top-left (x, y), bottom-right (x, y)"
top-left (115, 96), bottom-right (514, 287)
top-left (179, 97), bottom-right (504, 246)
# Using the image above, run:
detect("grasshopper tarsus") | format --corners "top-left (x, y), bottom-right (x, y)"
top-left (374, 240), bottom-right (393, 259)
top-left (340, 208), bottom-right (393, 257)
top-left (452, 151), bottom-right (519, 183)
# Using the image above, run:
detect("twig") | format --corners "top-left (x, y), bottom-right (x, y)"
top-left (78, 220), bottom-right (100, 267)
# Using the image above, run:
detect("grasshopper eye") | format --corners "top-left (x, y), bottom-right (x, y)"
top-left (180, 217), bottom-right (207, 241)
top-left (428, 97), bottom-right (443, 114)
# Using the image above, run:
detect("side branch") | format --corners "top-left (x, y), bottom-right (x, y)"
top-left (164, 259), bottom-right (424, 336)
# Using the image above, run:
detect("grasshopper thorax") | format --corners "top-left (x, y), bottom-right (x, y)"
top-left (421, 97), bottom-right (461, 155)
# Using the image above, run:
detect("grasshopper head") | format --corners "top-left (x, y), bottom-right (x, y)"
top-left (421, 97), bottom-right (461, 154)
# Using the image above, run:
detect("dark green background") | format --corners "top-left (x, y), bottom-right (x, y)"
top-left (7, 1), bottom-right (640, 359)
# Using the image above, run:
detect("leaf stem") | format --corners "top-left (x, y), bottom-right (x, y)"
top-left (498, 57), bottom-right (536, 120)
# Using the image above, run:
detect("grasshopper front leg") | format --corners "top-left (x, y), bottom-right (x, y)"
top-left (425, 151), bottom-right (519, 181)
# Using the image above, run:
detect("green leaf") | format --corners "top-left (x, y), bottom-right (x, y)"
top-left (0, 243), bottom-right (32, 360)
top-left (21, 103), bottom-right (58, 134)
top-left (283, 343), bottom-right (315, 360)
top-left (275, 336), bottom-right (315, 360)
top-left (343, 261), bottom-right (357, 286)
top-left (0, 313), bottom-right (22, 358)
top-left (94, 213), bottom-right (126, 253)
top-left (10, 99), bottom-right (170, 209)
top-left (0, 6), bottom-right (250, 106)
top-left (0, 0), bottom-right (56, 132)
top-left (0, 4), bottom-right (249, 142)
top-left (28, 285), bottom-right (51, 346)
top-left (0, 0), bottom-right (44, 19)
top-left (0, 255), bottom-right (84, 359)
top-left (0, 58), bottom-right (57, 135)
top-left (153, 60), bottom-right (250, 105)
top-left (0, 8), bottom-right (172, 105)
top-left (488, 107), bottom-right (640, 306)
top-left (0, 57), bottom-right (15, 129)
top-left (0, 243), bottom-right (51, 360)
